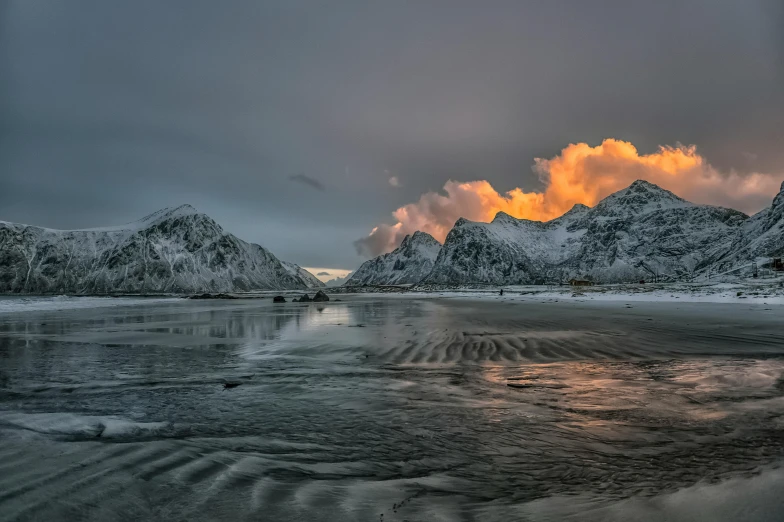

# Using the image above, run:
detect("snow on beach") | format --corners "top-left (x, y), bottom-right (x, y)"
top-left (0, 411), bottom-right (169, 440)
top-left (3, 278), bottom-right (783, 313)
top-left (346, 278), bottom-right (784, 305)
top-left (499, 280), bottom-right (784, 304)
top-left (0, 295), bottom-right (179, 314)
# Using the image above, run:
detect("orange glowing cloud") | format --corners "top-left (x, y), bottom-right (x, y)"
top-left (355, 139), bottom-right (783, 257)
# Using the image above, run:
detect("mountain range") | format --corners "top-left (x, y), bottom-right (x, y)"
top-left (2, 179), bottom-right (782, 294)
top-left (0, 205), bottom-right (319, 294)
top-left (350, 180), bottom-right (784, 286)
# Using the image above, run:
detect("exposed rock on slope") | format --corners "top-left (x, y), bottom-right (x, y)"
top-left (0, 205), bottom-right (308, 294)
top-left (345, 231), bottom-right (441, 285)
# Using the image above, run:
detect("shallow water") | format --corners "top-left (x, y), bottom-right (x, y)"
top-left (1, 295), bottom-right (784, 521)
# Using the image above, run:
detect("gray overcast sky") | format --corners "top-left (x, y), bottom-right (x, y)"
top-left (1, 0), bottom-right (783, 270)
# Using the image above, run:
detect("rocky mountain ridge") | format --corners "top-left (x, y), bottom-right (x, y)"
top-left (0, 205), bottom-right (310, 294)
top-left (350, 180), bottom-right (782, 286)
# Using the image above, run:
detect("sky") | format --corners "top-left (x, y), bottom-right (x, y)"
top-left (1, 1), bottom-right (783, 272)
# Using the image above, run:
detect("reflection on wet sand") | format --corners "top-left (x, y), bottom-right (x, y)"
top-left (1, 296), bottom-right (784, 521)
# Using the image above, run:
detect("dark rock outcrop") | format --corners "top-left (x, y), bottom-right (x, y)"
top-left (312, 290), bottom-right (329, 302)
top-left (189, 293), bottom-right (238, 300)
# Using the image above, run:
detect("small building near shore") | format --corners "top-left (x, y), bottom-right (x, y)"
top-left (568, 279), bottom-right (594, 286)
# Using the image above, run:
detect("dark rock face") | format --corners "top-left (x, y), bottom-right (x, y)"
top-left (312, 290), bottom-right (329, 302)
top-left (0, 204), bottom-right (309, 294)
top-left (299, 293), bottom-right (311, 302)
top-left (273, 295), bottom-right (286, 303)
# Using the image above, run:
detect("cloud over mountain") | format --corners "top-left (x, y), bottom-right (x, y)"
top-left (355, 139), bottom-right (783, 257)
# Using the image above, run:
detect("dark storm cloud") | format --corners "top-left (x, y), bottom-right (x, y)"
top-left (1, 0), bottom-right (782, 269)
top-left (288, 174), bottom-right (325, 191)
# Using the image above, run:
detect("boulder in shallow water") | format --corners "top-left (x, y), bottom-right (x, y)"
top-left (273, 295), bottom-right (286, 303)
top-left (313, 290), bottom-right (330, 302)
top-left (299, 293), bottom-right (311, 302)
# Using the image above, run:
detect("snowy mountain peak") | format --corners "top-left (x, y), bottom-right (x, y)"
top-left (592, 180), bottom-right (691, 218)
top-left (403, 230), bottom-right (441, 248)
top-left (137, 204), bottom-right (200, 225)
top-left (410, 230), bottom-right (437, 241)
top-left (345, 230), bottom-right (441, 286)
top-left (618, 180), bottom-right (684, 200)
top-left (771, 181), bottom-right (784, 209)
top-left (556, 203), bottom-right (591, 221)
top-left (629, 179), bottom-right (659, 189)
top-left (491, 211), bottom-right (520, 224)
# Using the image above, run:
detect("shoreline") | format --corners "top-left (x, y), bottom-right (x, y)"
top-left (1, 278), bottom-right (784, 306)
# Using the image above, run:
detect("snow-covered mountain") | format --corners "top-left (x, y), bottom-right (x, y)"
top-left (710, 181), bottom-right (784, 274)
top-left (0, 204), bottom-right (309, 294)
top-left (345, 231), bottom-right (441, 286)
top-left (281, 261), bottom-right (325, 288)
top-left (423, 180), bottom-right (750, 285)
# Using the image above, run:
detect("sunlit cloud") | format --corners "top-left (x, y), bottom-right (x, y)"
top-left (355, 139), bottom-right (783, 257)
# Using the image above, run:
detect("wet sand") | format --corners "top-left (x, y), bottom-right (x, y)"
top-left (1, 295), bottom-right (783, 521)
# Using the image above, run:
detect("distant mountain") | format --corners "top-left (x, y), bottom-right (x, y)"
top-left (422, 180), bottom-right (751, 285)
top-left (325, 273), bottom-right (352, 287)
top-left (281, 261), bottom-right (325, 288)
top-left (345, 231), bottom-right (441, 286)
top-left (0, 205), bottom-right (309, 294)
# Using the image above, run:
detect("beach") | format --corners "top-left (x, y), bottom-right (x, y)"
top-left (1, 294), bottom-right (783, 521)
